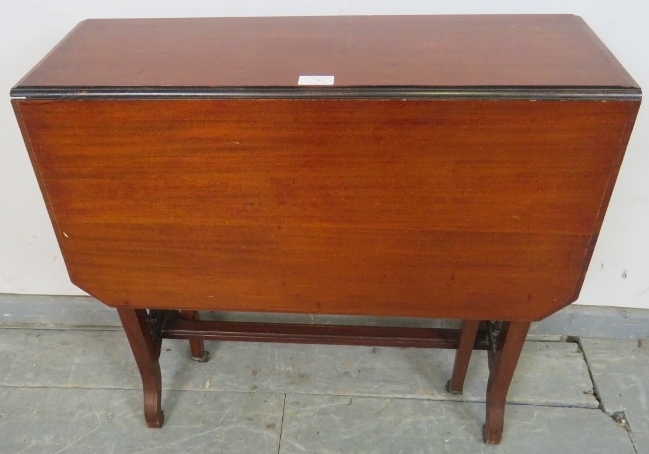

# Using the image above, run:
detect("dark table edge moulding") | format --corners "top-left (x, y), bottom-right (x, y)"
top-left (9, 85), bottom-right (642, 101)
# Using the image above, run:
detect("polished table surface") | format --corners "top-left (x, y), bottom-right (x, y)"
top-left (11, 15), bottom-right (641, 443)
top-left (12, 15), bottom-right (640, 322)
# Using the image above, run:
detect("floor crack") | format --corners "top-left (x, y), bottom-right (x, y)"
top-left (277, 393), bottom-right (287, 454)
top-left (569, 336), bottom-right (639, 454)
top-left (566, 336), bottom-right (604, 410)
top-left (612, 411), bottom-right (633, 433)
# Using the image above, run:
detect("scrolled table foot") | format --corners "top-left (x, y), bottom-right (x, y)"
top-left (482, 422), bottom-right (503, 445)
top-left (143, 372), bottom-right (164, 428)
top-left (145, 405), bottom-right (164, 428)
top-left (118, 307), bottom-right (166, 428)
top-left (190, 350), bottom-right (211, 362)
top-left (481, 320), bottom-right (530, 444)
top-left (445, 379), bottom-right (462, 395)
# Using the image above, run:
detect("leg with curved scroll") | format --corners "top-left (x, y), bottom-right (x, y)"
top-left (117, 307), bottom-right (164, 428)
top-left (483, 320), bottom-right (530, 444)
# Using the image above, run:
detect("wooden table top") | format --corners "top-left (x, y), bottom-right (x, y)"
top-left (13, 15), bottom-right (638, 97)
top-left (11, 16), bottom-right (641, 322)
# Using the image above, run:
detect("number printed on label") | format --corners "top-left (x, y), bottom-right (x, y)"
top-left (298, 75), bottom-right (335, 85)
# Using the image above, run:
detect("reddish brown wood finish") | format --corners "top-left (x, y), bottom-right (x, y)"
top-left (116, 308), bottom-right (164, 428)
top-left (446, 320), bottom-right (481, 394)
top-left (15, 16), bottom-right (637, 89)
top-left (180, 310), bottom-right (209, 361)
top-left (11, 15), bottom-right (642, 445)
top-left (161, 317), bottom-right (489, 350)
top-left (13, 98), bottom-right (639, 321)
top-left (483, 321), bottom-right (531, 444)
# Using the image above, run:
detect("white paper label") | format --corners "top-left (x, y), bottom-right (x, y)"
top-left (298, 75), bottom-right (334, 85)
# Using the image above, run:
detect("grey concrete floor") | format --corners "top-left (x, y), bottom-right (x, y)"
top-left (0, 327), bottom-right (644, 453)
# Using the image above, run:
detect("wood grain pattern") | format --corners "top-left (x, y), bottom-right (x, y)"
top-left (13, 98), bottom-right (638, 321)
top-left (11, 16), bottom-right (641, 442)
top-left (14, 15), bottom-right (638, 90)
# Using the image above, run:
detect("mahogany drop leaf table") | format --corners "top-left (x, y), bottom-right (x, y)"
top-left (11, 15), bottom-right (641, 444)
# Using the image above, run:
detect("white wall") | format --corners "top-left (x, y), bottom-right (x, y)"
top-left (1, 1), bottom-right (648, 308)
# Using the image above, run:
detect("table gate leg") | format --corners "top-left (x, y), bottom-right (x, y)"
top-left (446, 319), bottom-right (481, 394)
top-left (117, 307), bottom-right (164, 428)
top-left (483, 320), bottom-right (530, 444)
top-left (180, 310), bottom-right (210, 362)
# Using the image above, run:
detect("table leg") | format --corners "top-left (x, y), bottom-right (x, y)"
top-left (117, 307), bottom-right (164, 428)
top-left (180, 310), bottom-right (210, 362)
top-left (446, 319), bottom-right (481, 394)
top-left (483, 320), bottom-right (530, 444)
